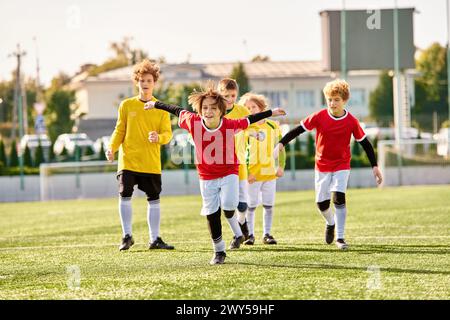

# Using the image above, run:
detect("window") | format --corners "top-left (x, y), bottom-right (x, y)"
top-left (349, 88), bottom-right (366, 107)
top-left (260, 91), bottom-right (289, 107)
top-left (296, 90), bottom-right (315, 108)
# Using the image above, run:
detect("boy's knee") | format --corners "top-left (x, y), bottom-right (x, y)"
top-left (237, 202), bottom-right (248, 212)
top-left (333, 192), bottom-right (346, 206)
top-left (317, 199), bottom-right (331, 211)
top-left (223, 210), bottom-right (235, 219)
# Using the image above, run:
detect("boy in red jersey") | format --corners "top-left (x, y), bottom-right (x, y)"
top-left (144, 84), bottom-right (286, 264)
top-left (274, 79), bottom-right (382, 250)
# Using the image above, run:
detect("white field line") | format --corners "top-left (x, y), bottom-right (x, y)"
top-left (0, 235), bottom-right (450, 251)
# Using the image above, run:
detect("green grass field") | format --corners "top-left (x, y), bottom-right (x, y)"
top-left (0, 185), bottom-right (449, 300)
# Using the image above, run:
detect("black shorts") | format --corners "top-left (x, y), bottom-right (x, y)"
top-left (117, 170), bottom-right (162, 201)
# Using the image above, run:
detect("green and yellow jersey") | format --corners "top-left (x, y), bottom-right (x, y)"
top-left (109, 96), bottom-right (172, 175)
top-left (224, 103), bottom-right (255, 181)
top-left (247, 119), bottom-right (286, 181)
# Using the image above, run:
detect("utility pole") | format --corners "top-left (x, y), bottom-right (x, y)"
top-left (393, 1), bottom-right (403, 185)
top-left (9, 44), bottom-right (27, 190)
top-left (447, 0), bottom-right (450, 124)
top-left (341, 0), bottom-right (347, 80)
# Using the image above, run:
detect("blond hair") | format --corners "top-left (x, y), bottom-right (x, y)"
top-left (323, 79), bottom-right (350, 101)
top-left (133, 59), bottom-right (160, 83)
top-left (238, 92), bottom-right (268, 111)
top-left (188, 82), bottom-right (227, 116)
top-left (218, 78), bottom-right (239, 93)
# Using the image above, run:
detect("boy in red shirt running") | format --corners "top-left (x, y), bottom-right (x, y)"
top-left (144, 84), bottom-right (286, 264)
top-left (274, 79), bottom-right (382, 250)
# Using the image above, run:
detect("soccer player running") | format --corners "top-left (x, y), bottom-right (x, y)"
top-left (106, 59), bottom-right (175, 251)
top-left (218, 78), bottom-right (254, 246)
top-left (273, 79), bottom-right (382, 250)
top-left (143, 84), bottom-right (286, 265)
top-left (239, 93), bottom-right (286, 245)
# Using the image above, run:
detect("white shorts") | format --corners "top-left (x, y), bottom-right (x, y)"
top-left (199, 174), bottom-right (239, 216)
top-left (315, 170), bottom-right (350, 203)
top-left (248, 179), bottom-right (277, 208)
top-left (239, 179), bottom-right (249, 203)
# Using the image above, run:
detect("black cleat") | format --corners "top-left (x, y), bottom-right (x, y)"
top-left (336, 238), bottom-right (349, 250)
top-left (239, 220), bottom-right (250, 240)
top-left (210, 251), bottom-right (226, 265)
top-left (325, 224), bottom-right (335, 244)
top-left (149, 237), bottom-right (175, 250)
top-left (229, 235), bottom-right (245, 250)
top-left (244, 234), bottom-right (255, 245)
top-left (263, 234), bottom-right (277, 245)
top-left (119, 234), bottom-right (134, 251)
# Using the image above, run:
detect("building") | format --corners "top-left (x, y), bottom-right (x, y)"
top-left (69, 60), bottom-right (415, 140)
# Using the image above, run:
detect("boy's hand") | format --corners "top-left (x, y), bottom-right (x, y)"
top-left (273, 143), bottom-right (284, 160)
top-left (276, 167), bottom-right (284, 178)
top-left (373, 166), bottom-right (383, 185)
top-left (144, 101), bottom-right (156, 110)
top-left (105, 148), bottom-right (114, 162)
top-left (248, 174), bottom-right (257, 184)
top-left (271, 108), bottom-right (286, 117)
top-left (148, 131), bottom-right (159, 143)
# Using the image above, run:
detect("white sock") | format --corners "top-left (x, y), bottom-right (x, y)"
top-left (335, 204), bottom-right (347, 239)
top-left (319, 207), bottom-right (335, 226)
top-left (147, 199), bottom-right (161, 242)
top-left (247, 207), bottom-right (256, 236)
top-left (213, 238), bottom-right (225, 253)
top-left (237, 209), bottom-right (247, 225)
top-left (119, 197), bottom-right (132, 237)
top-left (226, 212), bottom-right (243, 237)
top-left (263, 205), bottom-right (274, 236)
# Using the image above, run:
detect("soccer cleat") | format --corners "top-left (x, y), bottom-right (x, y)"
top-left (263, 234), bottom-right (277, 245)
top-left (119, 234), bottom-right (134, 251)
top-left (229, 235), bottom-right (245, 250)
top-left (210, 251), bottom-right (226, 265)
top-left (336, 238), bottom-right (349, 250)
top-left (325, 224), bottom-right (335, 244)
top-left (149, 237), bottom-right (175, 250)
top-left (239, 220), bottom-right (250, 240)
top-left (244, 234), bottom-right (255, 245)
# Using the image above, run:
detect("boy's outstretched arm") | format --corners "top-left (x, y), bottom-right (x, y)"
top-left (144, 100), bottom-right (185, 117)
top-left (247, 108), bottom-right (286, 124)
top-left (358, 137), bottom-right (383, 185)
top-left (273, 124), bottom-right (306, 159)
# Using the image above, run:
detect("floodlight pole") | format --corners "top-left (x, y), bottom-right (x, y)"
top-left (341, 0), bottom-right (347, 80)
top-left (393, 1), bottom-right (403, 185)
top-left (447, 0), bottom-right (450, 124)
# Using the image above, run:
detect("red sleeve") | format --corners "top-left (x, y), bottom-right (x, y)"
top-left (178, 110), bottom-right (194, 131)
top-left (352, 118), bottom-right (366, 142)
top-left (300, 111), bottom-right (319, 131)
top-left (226, 117), bottom-right (250, 132)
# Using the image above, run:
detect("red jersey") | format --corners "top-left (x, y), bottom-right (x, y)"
top-left (301, 108), bottom-right (366, 172)
top-left (178, 110), bottom-right (250, 180)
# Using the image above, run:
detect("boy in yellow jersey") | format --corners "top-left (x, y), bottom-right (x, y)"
top-left (106, 59), bottom-right (174, 251)
top-left (239, 93), bottom-right (286, 245)
top-left (218, 78), bottom-right (252, 246)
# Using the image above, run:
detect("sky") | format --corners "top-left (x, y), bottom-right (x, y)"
top-left (1, 0), bottom-right (449, 86)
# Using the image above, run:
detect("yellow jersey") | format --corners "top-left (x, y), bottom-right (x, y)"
top-left (109, 96), bottom-right (172, 175)
top-left (224, 103), bottom-right (253, 180)
top-left (247, 119), bottom-right (286, 181)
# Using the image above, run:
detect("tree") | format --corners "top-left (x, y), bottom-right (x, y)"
top-left (0, 139), bottom-right (6, 167)
top-left (44, 75), bottom-right (75, 142)
top-left (8, 140), bottom-right (18, 167)
top-left (98, 143), bottom-right (107, 161)
top-left (34, 142), bottom-right (44, 167)
top-left (413, 43), bottom-right (448, 130)
top-left (307, 133), bottom-right (315, 158)
top-left (23, 145), bottom-right (32, 167)
top-left (369, 71), bottom-right (393, 126)
top-left (230, 62), bottom-right (250, 96)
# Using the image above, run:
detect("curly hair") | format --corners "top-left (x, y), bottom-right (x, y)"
top-left (323, 79), bottom-right (350, 101)
top-left (133, 59), bottom-right (160, 83)
top-left (188, 81), bottom-right (227, 116)
top-left (238, 92), bottom-right (268, 111)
